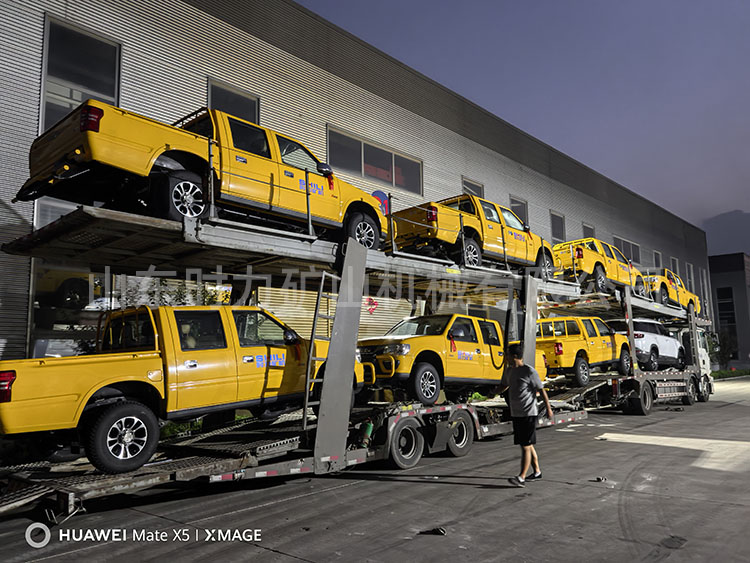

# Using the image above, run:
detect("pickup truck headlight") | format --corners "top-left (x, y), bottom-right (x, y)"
top-left (383, 343), bottom-right (411, 356)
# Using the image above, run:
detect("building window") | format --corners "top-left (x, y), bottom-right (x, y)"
top-left (209, 79), bottom-right (259, 124)
top-left (42, 19), bottom-right (120, 131)
top-left (716, 287), bottom-right (738, 360)
top-left (582, 223), bottom-right (595, 239)
top-left (613, 236), bottom-right (641, 264)
top-left (328, 128), bottom-right (422, 194)
top-left (462, 177), bottom-right (484, 198)
top-left (670, 257), bottom-right (679, 275)
top-left (685, 263), bottom-right (694, 292)
top-left (550, 212), bottom-right (565, 245)
top-left (653, 250), bottom-right (662, 270)
top-left (510, 196), bottom-right (528, 225)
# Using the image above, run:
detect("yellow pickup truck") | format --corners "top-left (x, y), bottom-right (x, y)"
top-left (536, 316), bottom-right (632, 386)
top-left (392, 194), bottom-right (554, 274)
top-left (552, 237), bottom-right (647, 296)
top-left (357, 313), bottom-right (547, 405)
top-left (0, 305), bottom-right (365, 473)
top-left (15, 100), bottom-right (386, 249)
top-left (645, 268), bottom-right (701, 315)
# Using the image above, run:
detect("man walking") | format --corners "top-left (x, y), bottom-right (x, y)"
top-left (499, 342), bottom-right (553, 488)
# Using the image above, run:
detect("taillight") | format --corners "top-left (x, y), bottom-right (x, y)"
top-left (426, 205), bottom-right (438, 222)
top-left (554, 343), bottom-right (563, 356)
top-left (80, 105), bottom-right (104, 132)
top-left (0, 371), bottom-right (16, 403)
top-left (634, 332), bottom-right (644, 339)
top-left (575, 247), bottom-right (584, 259)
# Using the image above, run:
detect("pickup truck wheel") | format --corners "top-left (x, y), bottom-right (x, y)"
top-left (461, 238), bottom-right (482, 267)
top-left (346, 212), bottom-right (379, 250)
top-left (630, 383), bottom-right (653, 416)
top-left (535, 252), bottom-right (554, 279)
top-left (687, 301), bottom-right (695, 317)
top-left (682, 378), bottom-right (697, 406)
top-left (86, 401), bottom-right (159, 474)
top-left (618, 348), bottom-right (632, 376)
top-left (635, 278), bottom-right (647, 297)
top-left (409, 362), bottom-right (441, 405)
top-left (593, 265), bottom-right (607, 293)
top-left (646, 349), bottom-right (659, 371)
top-left (446, 410), bottom-right (474, 457)
top-left (389, 417), bottom-right (424, 469)
top-left (659, 286), bottom-right (669, 305)
top-left (697, 376), bottom-right (710, 402)
top-left (163, 171), bottom-right (208, 221)
top-left (572, 356), bottom-right (590, 386)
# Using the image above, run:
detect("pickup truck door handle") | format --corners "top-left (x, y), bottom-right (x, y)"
top-left (184, 360), bottom-right (198, 369)
top-left (475, 349), bottom-right (482, 354)
top-left (242, 355), bottom-right (255, 363)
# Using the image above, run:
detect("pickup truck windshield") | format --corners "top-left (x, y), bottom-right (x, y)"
top-left (100, 310), bottom-right (156, 353)
top-left (387, 315), bottom-right (452, 336)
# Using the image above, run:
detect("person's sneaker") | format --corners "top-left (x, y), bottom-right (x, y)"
top-left (508, 476), bottom-right (525, 488)
top-left (526, 471), bottom-right (543, 481)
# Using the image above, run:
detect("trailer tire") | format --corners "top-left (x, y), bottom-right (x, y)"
top-left (572, 356), bottom-right (591, 386)
top-left (682, 377), bottom-right (697, 406)
top-left (631, 383), bottom-right (653, 416)
top-left (390, 417), bottom-right (424, 469)
top-left (697, 376), bottom-right (710, 402)
top-left (617, 348), bottom-right (632, 376)
top-left (409, 362), bottom-right (441, 406)
top-left (85, 400), bottom-right (159, 474)
top-left (446, 410), bottom-right (474, 457)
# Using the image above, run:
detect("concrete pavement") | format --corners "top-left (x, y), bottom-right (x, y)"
top-left (2, 379), bottom-right (749, 562)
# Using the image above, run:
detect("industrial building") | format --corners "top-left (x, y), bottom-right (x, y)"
top-left (709, 253), bottom-right (750, 368)
top-left (0, 0), bottom-right (712, 359)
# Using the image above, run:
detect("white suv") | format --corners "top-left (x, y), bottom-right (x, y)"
top-left (609, 318), bottom-right (685, 371)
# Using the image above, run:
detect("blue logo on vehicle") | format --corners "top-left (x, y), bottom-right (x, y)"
top-left (371, 190), bottom-right (389, 216)
top-left (457, 351), bottom-right (474, 360)
top-left (298, 179), bottom-right (324, 195)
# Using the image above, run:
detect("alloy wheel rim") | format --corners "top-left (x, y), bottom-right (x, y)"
top-left (172, 181), bottom-right (206, 217)
top-left (107, 416), bottom-right (148, 460)
top-left (420, 371), bottom-right (437, 399)
top-left (465, 245), bottom-right (480, 266)
top-left (354, 221), bottom-right (376, 248)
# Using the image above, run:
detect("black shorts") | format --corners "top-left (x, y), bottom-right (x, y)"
top-left (512, 416), bottom-right (537, 446)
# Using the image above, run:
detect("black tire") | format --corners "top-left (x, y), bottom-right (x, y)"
top-left (676, 349), bottom-right (686, 371)
top-left (593, 265), bottom-right (607, 293)
top-left (85, 401), bottom-right (159, 473)
top-left (697, 376), bottom-right (710, 402)
top-left (659, 285), bottom-right (669, 305)
top-left (55, 278), bottom-right (90, 309)
top-left (160, 170), bottom-right (208, 221)
top-left (535, 251), bottom-right (554, 280)
top-left (572, 356), bottom-right (590, 386)
top-left (389, 417), bottom-right (424, 469)
top-left (346, 212), bottom-right (380, 250)
top-left (618, 348), bottom-right (632, 376)
top-left (646, 349), bottom-right (659, 372)
top-left (682, 378), bottom-right (697, 406)
top-left (687, 301), bottom-right (695, 317)
top-left (409, 362), bottom-right (441, 406)
top-left (460, 237), bottom-right (482, 267)
top-left (631, 383), bottom-right (653, 416)
top-left (635, 277), bottom-right (646, 297)
top-left (446, 410), bottom-right (474, 457)
top-left (621, 400), bottom-right (634, 414)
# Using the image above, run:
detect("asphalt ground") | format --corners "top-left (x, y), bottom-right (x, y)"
top-left (2, 378), bottom-right (749, 562)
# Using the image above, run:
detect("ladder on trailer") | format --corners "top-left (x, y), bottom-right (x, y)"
top-left (303, 270), bottom-right (341, 430)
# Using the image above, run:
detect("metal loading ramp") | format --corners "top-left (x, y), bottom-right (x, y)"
top-left (538, 292), bottom-right (689, 320)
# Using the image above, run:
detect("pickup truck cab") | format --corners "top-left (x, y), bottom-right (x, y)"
top-left (0, 305), bottom-right (365, 473)
top-left (552, 237), bottom-right (647, 296)
top-left (15, 100), bottom-right (386, 249)
top-left (645, 268), bottom-right (701, 315)
top-left (357, 313), bottom-right (547, 405)
top-left (392, 194), bottom-right (554, 274)
top-left (536, 316), bottom-right (632, 386)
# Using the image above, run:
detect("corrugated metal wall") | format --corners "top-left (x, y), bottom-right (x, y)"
top-left (0, 0), bottom-right (713, 359)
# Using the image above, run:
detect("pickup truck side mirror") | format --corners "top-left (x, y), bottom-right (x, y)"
top-left (317, 162), bottom-right (333, 177)
top-left (523, 224), bottom-right (531, 233)
top-left (283, 329), bottom-right (299, 345)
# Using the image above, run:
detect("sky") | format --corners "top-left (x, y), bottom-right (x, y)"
top-left (295, 0), bottom-right (750, 229)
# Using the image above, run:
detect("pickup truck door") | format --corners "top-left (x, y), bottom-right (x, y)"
top-left (593, 318), bottom-right (617, 363)
top-left (170, 309), bottom-right (238, 411)
top-left (477, 200), bottom-right (507, 259)
top-left (598, 242), bottom-right (618, 284)
top-left (477, 320), bottom-right (504, 380)
top-left (580, 318), bottom-right (603, 364)
top-left (499, 207), bottom-right (530, 263)
top-left (445, 317), bottom-right (485, 382)
top-left (224, 117), bottom-right (279, 209)
top-left (229, 309), bottom-right (307, 404)
top-left (611, 246), bottom-right (633, 286)
top-left (274, 134), bottom-right (341, 225)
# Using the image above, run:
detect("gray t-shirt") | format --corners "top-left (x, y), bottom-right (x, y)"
top-left (500, 365), bottom-right (543, 417)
